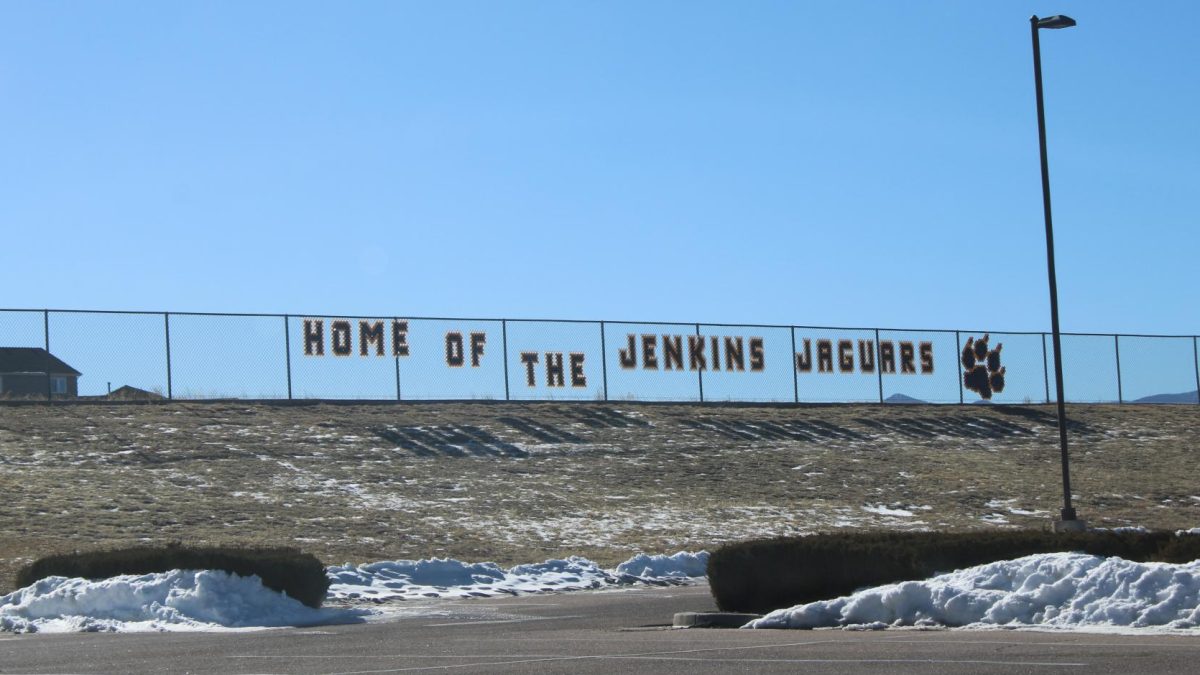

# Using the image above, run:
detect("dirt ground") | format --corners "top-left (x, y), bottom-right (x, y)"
top-left (0, 400), bottom-right (1196, 593)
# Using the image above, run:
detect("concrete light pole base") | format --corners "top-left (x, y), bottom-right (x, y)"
top-left (1052, 519), bottom-right (1088, 533)
top-left (673, 612), bottom-right (762, 628)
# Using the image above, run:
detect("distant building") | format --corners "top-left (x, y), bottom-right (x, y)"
top-left (107, 385), bottom-right (163, 401)
top-left (0, 347), bottom-right (81, 398)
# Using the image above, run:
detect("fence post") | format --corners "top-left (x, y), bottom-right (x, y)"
top-left (164, 312), bottom-right (173, 400)
top-left (1193, 336), bottom-right (1199, 406)
top-left (1114, 335), bottom-right (1123, 404)
top-left (501, 320), bottom-right (510, 401)
top-left (696, 324), bottom-right (705, 403)
top-left (790, 326), bottom-right (799, 404)
top-left (393, 317), bottom-right (403, 398)
top-left (43, 310), bottom-right (51, 402)
top-left (874, 328), bottom-right (884, 404)
top-left (599, 321), bottom-right (608, 401)
top-left (955, 331), bottom-right (964, 404)
top-left (1042, 333), bottom-right (1051, 404)
top-left (283, 315), bottom-right (293, 400)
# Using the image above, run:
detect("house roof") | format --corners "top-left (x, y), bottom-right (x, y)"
top-left (0, 347), bottom-right (82, 376)
top-left (108, 385), bottom-right (163, 400)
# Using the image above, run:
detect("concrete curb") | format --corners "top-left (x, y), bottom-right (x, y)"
top-left (672, 612), bottom-right (761, 628)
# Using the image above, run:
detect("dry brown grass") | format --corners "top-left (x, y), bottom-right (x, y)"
top-left (1, 400), bottom-right (1196, 593)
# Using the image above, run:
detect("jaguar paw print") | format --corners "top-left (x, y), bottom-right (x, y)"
top-left (961, 334), bottom-right (1005, 400)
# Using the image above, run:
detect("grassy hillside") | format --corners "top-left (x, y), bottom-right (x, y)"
top-left (1, 401), bottom-right (1196, 593)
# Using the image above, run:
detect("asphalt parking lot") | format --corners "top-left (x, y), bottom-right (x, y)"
top-left (3, 584), bottom-right (1199, 674)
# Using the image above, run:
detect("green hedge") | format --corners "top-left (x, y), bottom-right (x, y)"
top-left (708, 530), bottom-right (1200, 614)
top-left (16, 545), bottom-right (330, 609)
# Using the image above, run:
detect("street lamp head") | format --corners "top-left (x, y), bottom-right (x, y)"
top-left (1034, 15), bottom-right (1077, 30)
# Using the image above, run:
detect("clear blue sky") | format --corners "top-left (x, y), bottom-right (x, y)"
top-left (2, 1), bottom-right (1196, 334)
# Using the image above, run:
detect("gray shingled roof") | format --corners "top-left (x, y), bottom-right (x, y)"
top-left (0, 348), bottom-right (82, 375)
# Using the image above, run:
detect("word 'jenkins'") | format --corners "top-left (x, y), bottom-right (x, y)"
top-left (618, 334), bottom-right (765, 372)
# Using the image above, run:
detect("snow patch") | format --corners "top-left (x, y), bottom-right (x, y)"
top-left (327, 551), bottom-right (708, 601)
top-left (615, 551), bottom-right (709, 580)
top-left (862, 505), bottom-right (914, 517)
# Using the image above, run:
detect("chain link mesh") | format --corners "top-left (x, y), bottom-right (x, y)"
top-left (1054, 334), bottom-right (1120, 403)
top-left (1116, 336), bottom-right (1199, 403)
top-left (503, 320), bottom-right (603, 401)
top-left (0, 310), bottom-right (48, 399)
top-left (601, 322), bottom-right (703, 402)
top-left (877, 330), bottom-right (959, 404)
top-left (48, 311), bottom-right (167, 398)
top-left (957, 331), bottom-right (1050, 405)
top-left (697, 324), bottom-right (794, 403)
top-left (792, 328), bottom-right (880, 403)
top-left (169, 314), bottom-right (289, 399)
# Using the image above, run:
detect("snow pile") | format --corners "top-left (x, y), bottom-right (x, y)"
top-left (1, 551), bottom-right (708, 633)
top-left (327, 551), bottom-right (708, 601)
top-left (0, 570), bottom-right (365, 634)
top-left (748, 553), bottom-right (1200, 632)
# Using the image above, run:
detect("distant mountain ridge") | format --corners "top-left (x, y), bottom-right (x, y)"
top-left (1131, 390), bottom-right (1199, 404)
top-left (884, 393), bottom-right (926, 404)
top-left (883, 390), bottom-right (1200, 405)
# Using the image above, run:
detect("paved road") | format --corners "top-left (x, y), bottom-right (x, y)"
top-left (3, 584), bottom-right (1199, 674)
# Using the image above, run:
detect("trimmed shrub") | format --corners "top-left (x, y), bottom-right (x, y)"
top-left (15, 545), bottom-right (330, 608)
top-left (708, 530), bottom-right (1200, 614)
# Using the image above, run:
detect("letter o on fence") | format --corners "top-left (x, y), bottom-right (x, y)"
top-left (446, 332), bottom-right (465, 367)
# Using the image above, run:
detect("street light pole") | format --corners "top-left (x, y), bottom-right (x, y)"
top-left (1030, 14), bottom-right (1083, 529)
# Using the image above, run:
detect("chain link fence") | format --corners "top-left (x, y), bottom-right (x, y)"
top-left (2, 309), bottom-right (1197, 405)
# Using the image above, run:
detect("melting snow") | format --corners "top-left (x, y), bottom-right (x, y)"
top-left (0, 570), bottom-right (365, 634)
top-left (1, 552), bottom-right (707, 633)
top-left (747, 553), bottom-right (1200, 633)
top-left (862, 505), bottom-right (914, 517)
top-left (9, 548), bottom-right (1200, 636)
top-left (327, 551), bottom-right (708, 601)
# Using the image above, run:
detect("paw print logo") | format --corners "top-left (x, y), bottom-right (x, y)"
top-left (961, 334), bottom-right (1005, 400)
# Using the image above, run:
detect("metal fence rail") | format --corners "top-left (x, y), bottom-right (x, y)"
top-left (1, 308), bottom-right (1197, 405)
